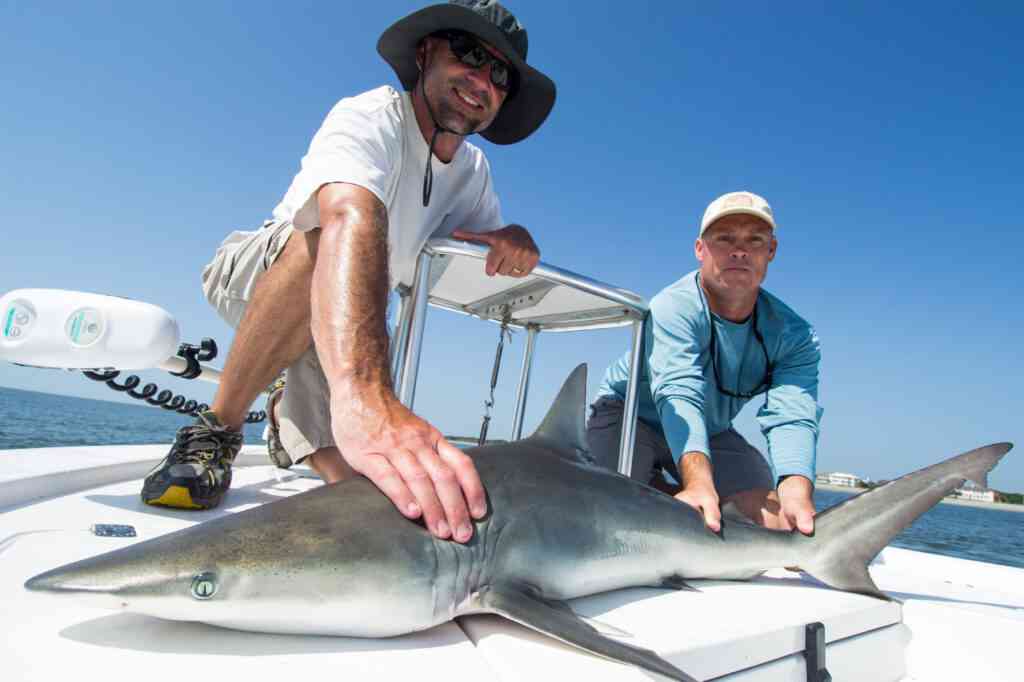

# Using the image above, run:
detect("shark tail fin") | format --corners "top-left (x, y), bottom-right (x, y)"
top-left (797, 442), bottom-right (1012, 598)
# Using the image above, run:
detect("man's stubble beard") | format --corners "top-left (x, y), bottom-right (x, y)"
top-left (432, 77), bottom-right (491, 135)
top-left (435, 99), bottom-right (481, 135)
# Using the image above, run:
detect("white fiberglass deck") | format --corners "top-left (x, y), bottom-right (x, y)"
top-left (2, 445), bottom-right (1022, 681)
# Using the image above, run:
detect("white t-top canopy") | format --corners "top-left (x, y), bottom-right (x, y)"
top-left (390, 238), bottom-right (648, 467)
top-left (420, 239), bottom-right (646, 332)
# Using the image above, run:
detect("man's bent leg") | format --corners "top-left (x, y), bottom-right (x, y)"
top-left (210, 229), bottom-right (321, 430)
top-left (584, 397), bottom-right (671, 486)
top-left (143, 223), bottom-right (320, 510)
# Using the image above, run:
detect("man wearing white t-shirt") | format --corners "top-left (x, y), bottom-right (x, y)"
top-left (140, 0), bottom-right (556, 546)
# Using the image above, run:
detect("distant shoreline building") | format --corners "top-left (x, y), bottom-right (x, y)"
top-left (815, 471), bottom-right (999, 504)
top-left (816, 472), bottom-right (865, 488)
top-left (952, 480), bottom-right (996, 503)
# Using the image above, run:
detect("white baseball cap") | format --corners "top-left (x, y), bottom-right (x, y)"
top-left (699, 191), bottom-right (776, 236)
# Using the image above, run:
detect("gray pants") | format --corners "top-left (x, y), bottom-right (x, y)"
top-left (585, 396), bottom-right (774, 500)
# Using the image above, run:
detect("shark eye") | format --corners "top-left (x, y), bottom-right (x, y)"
top-left (190, 572), bottom-right (218, 600)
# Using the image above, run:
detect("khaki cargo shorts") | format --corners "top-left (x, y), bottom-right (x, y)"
top-left (585, 396), bottom-right (774, 500)
top-left (201, 219), bottom-right (332, 464)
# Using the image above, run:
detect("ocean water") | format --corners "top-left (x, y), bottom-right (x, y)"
top-left (2, 386), bottom-right (1022, 570)
top-left (0, 385), bottom-right (266, 450)
top-left (815, 489), bottom-right (1024, 569)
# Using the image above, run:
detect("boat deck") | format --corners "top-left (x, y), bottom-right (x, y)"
top-left (3, 445), bottom-right (1022, 681)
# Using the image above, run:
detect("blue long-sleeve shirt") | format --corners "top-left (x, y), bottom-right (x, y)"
top-left (597, 270), bottom-right (823, 484)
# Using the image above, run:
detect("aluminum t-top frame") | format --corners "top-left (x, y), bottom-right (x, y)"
top-left (388, 238), bottom-right (649, 478)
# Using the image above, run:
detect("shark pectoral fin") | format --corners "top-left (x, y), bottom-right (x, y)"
top-left (472, 582), bottom-right (700, 682)
top-left (526, 592), bottom-right (634, 637)
top-left (658, 574), bottom-right (700, 592)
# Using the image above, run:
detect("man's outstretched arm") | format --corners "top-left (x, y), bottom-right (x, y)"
top-left (311, 182), bottom-right (487, 543)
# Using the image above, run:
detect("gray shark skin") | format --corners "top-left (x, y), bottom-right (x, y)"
top-left (25, 365), bottom-right (1012, 682)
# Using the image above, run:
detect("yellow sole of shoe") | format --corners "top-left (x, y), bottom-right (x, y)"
top-left (144, 485), bottom-right (205, 510)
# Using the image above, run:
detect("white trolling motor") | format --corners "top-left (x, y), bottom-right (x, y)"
top-left (0, 289), bottom-right (180, 370)
top-left (0, 289), bottom-right (266, 421)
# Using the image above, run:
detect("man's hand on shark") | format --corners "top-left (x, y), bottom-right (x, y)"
top-left (674, 484), bottom-right (722, 533)
top-left (329, 391), bottom-right (487, 543)
top-left (778, 475), bottom-right (816, 535)
top-left (674, 452), bottom-right (722, 532)
top-left (452, 225), bottom-right (540, 277)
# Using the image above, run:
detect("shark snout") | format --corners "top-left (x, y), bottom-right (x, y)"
top-left (24, 570), bottom-right (69, 593)
top-left (22, 543), bottom-right (191, 609)
top-left (25, 563), bottom-right (110, 592)
top-left (25, 568), bottom-right (134, 610)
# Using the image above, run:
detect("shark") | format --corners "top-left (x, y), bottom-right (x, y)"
top-left (25, 365), bottom-right (1012, 682)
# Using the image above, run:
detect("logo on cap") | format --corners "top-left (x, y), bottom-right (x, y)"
top-left (723, 194), bottom-right (754, 209)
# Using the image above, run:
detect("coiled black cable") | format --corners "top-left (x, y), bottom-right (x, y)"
top-left (80, 337), bottom-right (265, 423)
top-left (81, 368), bottom-right (265, 423)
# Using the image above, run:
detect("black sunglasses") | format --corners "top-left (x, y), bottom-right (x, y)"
top-left (437, 31), bottom-right (516, 93)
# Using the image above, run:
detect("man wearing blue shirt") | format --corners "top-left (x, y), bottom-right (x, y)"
top-left (588, 191), bottom-right (822, 534)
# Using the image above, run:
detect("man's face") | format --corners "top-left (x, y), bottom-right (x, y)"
top-left (695, 214), bottom-right (777, 295)
top-left (419, 34), bottom-right (510, 135)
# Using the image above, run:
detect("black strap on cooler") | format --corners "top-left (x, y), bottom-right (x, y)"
top-left (805, 622), bottom-right (832, 682)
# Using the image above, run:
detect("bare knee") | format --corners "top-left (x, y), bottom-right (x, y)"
top-left (306, 446), bottom-right (357, 484)
top-left (267, 228), bottom-right (318, 278)
top-left (302, 228), bottom-right (321, 258)
top-left (722, 488), bottom-right (788, 529)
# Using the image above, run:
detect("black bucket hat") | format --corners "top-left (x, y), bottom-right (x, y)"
top-left (377, 0), bottom-right (556, 145)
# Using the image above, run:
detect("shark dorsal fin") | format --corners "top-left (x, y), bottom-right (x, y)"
top-left (528, 363), bottom-right (589, 461)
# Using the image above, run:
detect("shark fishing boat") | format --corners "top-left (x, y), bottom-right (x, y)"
top-left (2, 239), bottom-right (1022, 681)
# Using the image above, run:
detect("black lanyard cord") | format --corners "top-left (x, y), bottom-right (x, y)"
top-left (696, 273), bottom-right (774, 400)
top-left (419, 55), bottom-right (463, 207)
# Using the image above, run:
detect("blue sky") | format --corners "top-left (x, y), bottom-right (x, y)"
top-left (2, 2), bottom-right (1022, 490)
